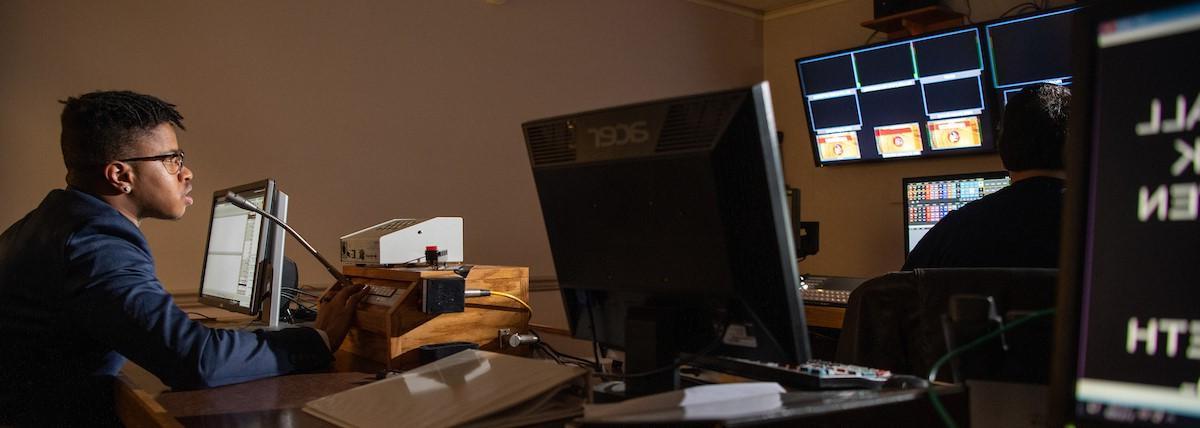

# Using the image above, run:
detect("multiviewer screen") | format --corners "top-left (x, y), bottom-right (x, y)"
top-left (797, 28), bottom-right (994, 165)
top-left (985, 7), bottom-right (1079, 108)
top-left (200, 192), bottom-right (266, 309)
top-left (903, 172), bottom-right (1010, 253)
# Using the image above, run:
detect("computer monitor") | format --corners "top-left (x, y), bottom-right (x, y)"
top-left (984, 6), bottom-right (1082, 110)
top-left (198, 179), bottom-right (288, 322)
top-left (523, 82), bottom-right (807, 395)
top-left (796, 27), bottom-right (996, 166)
top-left (1050, 2), bottom-right (1200, 426)
top-left (902, 171), bottom-right (1010, 254)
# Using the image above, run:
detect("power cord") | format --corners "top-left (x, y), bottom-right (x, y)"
top-left (584, 294), bottom-right (604, 372)
top-left (864, 30), bottom-right (880, 45)
top-left (998, 2), bottom-right (1041, 19)
top-left (528, 329), bottom-right (602, 371)
top-left (925, 307), bottom-right (1056, 428)
top-left (186, 312), bottom-right (216, 320)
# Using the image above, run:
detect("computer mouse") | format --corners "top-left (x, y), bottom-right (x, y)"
top-left (883, 374), bottom-right (931, 390)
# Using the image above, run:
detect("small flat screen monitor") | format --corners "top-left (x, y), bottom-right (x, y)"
top-left (903, 171), bottom-right (1010, 254)
top-left (523, 82), bottom-right (808, 393)
top-left (796, 27), bottom-right (996, 166)
top-left (198, 179), bottom-right (283, 315)
top-left (1053, 2), bottom-right (1200, 426)
top-left (984, 6), bottom-right (1082, 110)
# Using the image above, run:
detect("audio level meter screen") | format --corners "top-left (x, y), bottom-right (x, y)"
top-left (201, 192), bottom-right (267, 309)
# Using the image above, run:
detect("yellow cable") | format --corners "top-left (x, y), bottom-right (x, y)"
top-left (490, 291), bottom-right (533, 316)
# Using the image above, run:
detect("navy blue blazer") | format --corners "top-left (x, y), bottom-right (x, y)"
top-left (0, 189), bottom-right (332, 425)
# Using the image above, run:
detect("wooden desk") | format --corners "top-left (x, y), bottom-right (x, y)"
top-left (154, 350), bottom-right (380, 426)
top-left (804, 304), bottom-right (846, 330)
top-left (156, 367), bottom-right (965, 427)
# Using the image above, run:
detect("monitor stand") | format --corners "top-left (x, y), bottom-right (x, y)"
top-left (624, 305), bottom-right (681, 398)
top-left (265, 191), bottom-right (288, 328)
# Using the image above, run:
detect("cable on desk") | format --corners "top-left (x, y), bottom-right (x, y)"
top-left (532, 332), bottom-right (601, 371)
top-left (584, 293), bottom-right (604, 373)
top-left (281, 290), bottom-right (316, 308)
top-left (186, 312), bottom-right (216, 321)
top-left (925, 307), bottom-right (1055, 428)
top-left (489, 291), bottom-right (533, 316)
top-left (593, 322), bottom-right (729, 380)
top-left (283, 287), bottom-right (320, 298)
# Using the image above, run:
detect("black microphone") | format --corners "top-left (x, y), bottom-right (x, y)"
top-left (224, 191), bottom-right (354, 297)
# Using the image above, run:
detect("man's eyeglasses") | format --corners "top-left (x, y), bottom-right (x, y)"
top-left (118, 151), bottom-right (186, 175)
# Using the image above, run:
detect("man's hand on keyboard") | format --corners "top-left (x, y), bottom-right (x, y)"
top-left (314, 283), bottom-right (369, 351)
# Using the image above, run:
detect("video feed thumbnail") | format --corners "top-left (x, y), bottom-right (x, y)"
top-left (816, 132), bottom-right (862, 162)
top-left (874, 123), bottom-right (924, 158)
top-left (927, 116), bottom-right (982, 150)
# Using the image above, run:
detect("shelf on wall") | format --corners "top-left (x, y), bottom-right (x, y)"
top-left (861, 5), bottom-right (965, 40)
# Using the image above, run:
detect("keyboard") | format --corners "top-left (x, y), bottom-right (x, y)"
top-left (799, 275), bottom-right (868, 306)
top-left (692, 356), bottom-right (891, 389)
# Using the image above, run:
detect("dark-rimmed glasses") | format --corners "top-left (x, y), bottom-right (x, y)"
top-left (118, 151), bottom-right (186, 174)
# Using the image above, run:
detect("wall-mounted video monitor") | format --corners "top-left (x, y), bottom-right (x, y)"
top-left (795, 5), bottom-right (1083, 167)
top-left (796, 28), bottom-right (995, 166)
top-left (985, 6), bottom-right (1082, 111)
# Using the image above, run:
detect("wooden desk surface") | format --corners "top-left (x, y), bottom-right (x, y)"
top-left (804, 304), bottom-right (845, 330)
top-left (155, 362), bottom-right (964, 427)
top-left (156, 350), bottom-right (383, 427)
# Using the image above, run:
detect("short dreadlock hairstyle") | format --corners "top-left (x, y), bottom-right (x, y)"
top-left (59, 90), bottom-right (186, 172)
top-left (997, 83), bottom-right (1070, 172)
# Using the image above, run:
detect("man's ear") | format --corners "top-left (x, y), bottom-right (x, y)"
top-left (104, 162), bottom-right (135, 194)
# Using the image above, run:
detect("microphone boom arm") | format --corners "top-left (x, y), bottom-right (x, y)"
top-left (224, 192), bottom-right (354, 294)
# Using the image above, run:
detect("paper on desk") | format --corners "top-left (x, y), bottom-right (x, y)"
top-left (583, 382), bottom-right (785, 423)
top-left (303, 350), bottom-right (587, 428)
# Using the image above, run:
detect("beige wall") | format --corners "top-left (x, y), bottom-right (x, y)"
top-left (765, 0), bottom-right (1069, 278)
top-left (0, 0), bottom-right (763, 314)
top-left (0, 0), bottom-right (1074, 330)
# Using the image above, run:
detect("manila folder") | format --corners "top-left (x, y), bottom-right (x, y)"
top-left (304, 350), bottom-right (588, 427)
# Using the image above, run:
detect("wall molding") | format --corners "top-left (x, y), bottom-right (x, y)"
top-left (687, 0), bottom-right (763, 20)
top-left (688, 0), bottom-right (851, 21)
top-left (764, 0), bottom-right (850, 20)
top-left (529, 276), bottom-right (560, 292)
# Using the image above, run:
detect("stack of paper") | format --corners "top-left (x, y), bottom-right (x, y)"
top-left (582, 382), bottom-right (785, 423)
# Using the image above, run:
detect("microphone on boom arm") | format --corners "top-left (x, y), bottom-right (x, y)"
top-left (224, 191), bottom-right (355, 301)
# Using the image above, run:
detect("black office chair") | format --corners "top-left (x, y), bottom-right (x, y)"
top-left (835, 268), bottom-right (1057, 383)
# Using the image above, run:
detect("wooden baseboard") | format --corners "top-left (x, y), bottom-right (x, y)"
top-left (529, 323), bottom-right (571, 337)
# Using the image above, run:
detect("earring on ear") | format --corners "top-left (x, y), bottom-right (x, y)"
top-left (122, 185), bottom-right (131, 194)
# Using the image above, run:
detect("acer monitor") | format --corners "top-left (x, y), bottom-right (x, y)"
top-left (198, 179), bottom-right (288, 322)
top-left (1050, 2), bottom-right (1200, 426)
top-left (796, 27), bottom-right (997, 166)
top-left (902, 171), bottom-right (1011, 254)
top-left (523, 82), bottom-right (808, 396)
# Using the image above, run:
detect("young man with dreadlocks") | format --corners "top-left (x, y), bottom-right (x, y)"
top-left (0, 90), bottom-right (368, 426)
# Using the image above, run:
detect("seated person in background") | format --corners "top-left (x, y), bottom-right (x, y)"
top-left (903, 84), bottom-right (1070, 270)
top-left (0, 90), bottom-right (369, 426)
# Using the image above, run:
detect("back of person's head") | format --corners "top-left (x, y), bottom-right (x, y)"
top-left (60, 90), bottom-right (185, 181)
top-left (997, 83), bottom-right (1070, 172)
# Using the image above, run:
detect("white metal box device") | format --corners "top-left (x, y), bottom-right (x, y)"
top-left (340, 217), bottom-right (464, 265)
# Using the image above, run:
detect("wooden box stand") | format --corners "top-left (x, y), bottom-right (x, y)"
top-left (327, 265), bottom-right (530, 369)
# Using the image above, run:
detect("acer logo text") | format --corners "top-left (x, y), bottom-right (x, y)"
top-left (588, 121), bottom-right (650, 148)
